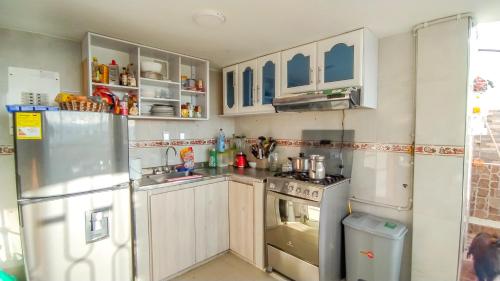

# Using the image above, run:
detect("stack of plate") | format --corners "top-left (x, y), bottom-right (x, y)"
top-left (150, 104), bottom-right (176, 117)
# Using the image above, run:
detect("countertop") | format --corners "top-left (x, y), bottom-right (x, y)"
top-left (134, 166), bottom-right (276, 191)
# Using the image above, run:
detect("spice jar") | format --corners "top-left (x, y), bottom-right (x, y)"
top-left (181, 104), bottom-right (189, 118)
top-left (194, 105), bottom-right (202, 118)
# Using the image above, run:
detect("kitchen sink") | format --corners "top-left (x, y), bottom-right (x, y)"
top-left (146, 171), bottom-right (203, 183)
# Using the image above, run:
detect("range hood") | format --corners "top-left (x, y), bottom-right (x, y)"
top-left (272, 87), bottom-right (361, 113)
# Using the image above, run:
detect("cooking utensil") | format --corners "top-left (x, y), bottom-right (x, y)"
top-left (288, 152), bottom-right (310, 172)
top-left (309, 154), bottom-right (326, 180)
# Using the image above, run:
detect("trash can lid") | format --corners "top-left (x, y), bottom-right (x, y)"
top-left (342, 212), bottom-right (408, 240)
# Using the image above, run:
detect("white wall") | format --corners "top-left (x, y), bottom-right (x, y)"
top-left (235, 32), bottom-right (416, 280)
top-left (129, 70), bottom-right (236, 167)
top-left (0, 28), bottom-right (82, 280)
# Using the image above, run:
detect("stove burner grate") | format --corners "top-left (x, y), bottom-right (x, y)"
top-left (273, 172), bottom-right (345, 186)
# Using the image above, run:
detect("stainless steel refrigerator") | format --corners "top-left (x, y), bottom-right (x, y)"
top-left (13, 111), bottom-right (132, 281)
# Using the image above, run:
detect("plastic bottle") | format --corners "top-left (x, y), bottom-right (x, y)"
top-left (209, 148), bottom-right (217, 168)
top-left (120, 94), bottom-right (129, 115)
top-left (92, 57), bottom-right (100, 82)
top-left (217, 128), bottom-right (225, 152)
top-left (108, 60), bottom-right (119, 85)
top-left (120, 67), bottom-right (128, 86)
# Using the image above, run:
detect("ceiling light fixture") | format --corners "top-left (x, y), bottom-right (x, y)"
top-left (193, 9), bottom-right (226, 27)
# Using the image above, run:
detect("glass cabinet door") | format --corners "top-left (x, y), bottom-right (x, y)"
top-left (324, 43), bottom-right (354, 83)
top-left (223, 65), bottom-right (238, 114)
top-left (287, 53), bottom-right (310, 88)
top-left (281, 43), bottom-right (316, 95)
top-left (262, 61), bottom-right (276, 105)
top-left (226, 70), bottom-right (236, 108)
top-left (238, 60), bottom-right (257, 112)
top-left (317, 30), bottom-right (362, 90)
top-left (242, 67), bottom-right (254, 107)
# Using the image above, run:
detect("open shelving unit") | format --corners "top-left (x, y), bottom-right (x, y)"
top-left (82, 32), bottom-right (209, 120)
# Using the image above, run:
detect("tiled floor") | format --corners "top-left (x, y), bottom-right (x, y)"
top-left (171, 253), bottom-right (278, 281)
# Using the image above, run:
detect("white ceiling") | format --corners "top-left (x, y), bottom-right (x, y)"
top-left (1, 0), bottom-right (499, 68)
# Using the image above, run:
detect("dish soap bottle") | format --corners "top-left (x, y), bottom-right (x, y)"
top-left (217, 128), bottom-right (225, 152)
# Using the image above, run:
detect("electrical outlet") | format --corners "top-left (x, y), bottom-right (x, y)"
top-left (163, 131), bottom-right (170, 141)
top-left (179, 132), bottom-right (186, 140)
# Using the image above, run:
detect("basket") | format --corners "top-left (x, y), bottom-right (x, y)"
top-left (59, 101), bottom-right (108, 112)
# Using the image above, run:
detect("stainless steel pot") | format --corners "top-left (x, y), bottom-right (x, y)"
top-left (288, 153), bottom-right (310, 172)
top-left (309, 155), bottom-right (326, 180)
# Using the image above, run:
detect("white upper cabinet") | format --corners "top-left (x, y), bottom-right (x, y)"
top-left (256, 53), bottom-right (281, 112)
top-left (223, 65), bottom-right (238, 114)
top-left (318, 28), bottom-right (378, 107)
top-left (238, 60), bottom-right (258, 113)
top-left (317, 30), bottom-right (362, 90)
top-left (281, 42), bottom-right (317, 95)
top-left (222, 28), bottom-right (378, 114)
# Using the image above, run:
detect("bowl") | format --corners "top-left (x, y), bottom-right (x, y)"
top-left (141, 61), bottom-right (162, 73)
top-left (248, 162), bottom-right (257, 168)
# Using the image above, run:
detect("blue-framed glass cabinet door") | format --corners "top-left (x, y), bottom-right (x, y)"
top-left (256, 53), bottom-right (280, 112)
top-left (281, 43), bottom-right (317, 95)
top-left (238, 60), bottom-right (258, 113)
top-left (317, 29), bottom-right (362, 90)
top-left (223, 65), bottom-right (238, 115)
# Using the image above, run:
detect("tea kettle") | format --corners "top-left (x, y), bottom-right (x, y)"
top-left (235, 152), bottom-right (248, 168)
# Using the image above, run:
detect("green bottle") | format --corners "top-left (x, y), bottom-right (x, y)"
top-left (209, 148), bottom-right (217, 168)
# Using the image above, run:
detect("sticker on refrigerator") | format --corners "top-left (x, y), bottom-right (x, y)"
top-left (15, 112), bottom-right (42, 140)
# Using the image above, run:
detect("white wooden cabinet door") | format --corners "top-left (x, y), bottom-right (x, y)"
top-left (223, 65), bottom-right (238, 115)
top-left (228, 181), bottom-right (254, 262)
top-left (150, 188), bottom-right (195, 281)
top-left (317, 29), bottom-right (363, 90)
top-left (238, 59), bottom-right (259, 113)
top-left (195, 181), bottom-right (229, 262)
top-left (281, 42), bottom-right (317, 95)
top-left (256, 53), bottom-right (281, 112)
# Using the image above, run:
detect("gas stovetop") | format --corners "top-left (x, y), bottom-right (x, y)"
top-left (273, 171), bottom-right (345, 186)
top-left (267, 172), bottom-right (348, 202)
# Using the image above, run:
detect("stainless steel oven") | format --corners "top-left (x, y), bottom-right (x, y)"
top-left (266, 191), bottom-right (320, 267)
top-left (265, 175), bottom-right (349, 281)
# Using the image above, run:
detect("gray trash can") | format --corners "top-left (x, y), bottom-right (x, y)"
top-left (343, 212), bottom-right (407, 281)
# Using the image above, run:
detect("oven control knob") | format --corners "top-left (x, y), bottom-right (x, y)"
top-left (312, 191), bottom-right (319, 198)
top-left (303, 189), bottom-right (310, 196)
top-left (296, 188), bottom-right (301, 193)
top-left (269, 183), bottom-right (276, 190)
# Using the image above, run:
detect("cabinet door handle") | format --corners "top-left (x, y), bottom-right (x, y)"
top-left (318, 66), bottom-right (322, 83)
top-left (310, 68), bottom-right (313, 84)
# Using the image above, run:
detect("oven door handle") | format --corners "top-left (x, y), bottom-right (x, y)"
top-left (267, 191), bottom-right (321, 207)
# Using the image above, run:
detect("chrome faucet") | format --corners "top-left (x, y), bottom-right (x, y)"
top-left (165, 146), bottom-right (178, 173)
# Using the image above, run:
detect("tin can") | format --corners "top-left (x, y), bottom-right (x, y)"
top-left (187, 79), bottom-right (196, 90)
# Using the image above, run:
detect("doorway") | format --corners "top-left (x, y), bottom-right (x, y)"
top-left (460, 21), bottom-right (500, 281)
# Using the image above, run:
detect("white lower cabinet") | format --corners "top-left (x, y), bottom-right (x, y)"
top-left (229, 181), bottom-right (255, 262)
top-left (135, 179), bottom-right (263, 281)
top-left (195, 182), bottom-right (230, 262)
top-left (150, 188), bottom-right (196, 281)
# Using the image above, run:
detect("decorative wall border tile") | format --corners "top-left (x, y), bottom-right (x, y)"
top-left (129, 138), bottom-right (217, 148)
top-left (130, 138), bottom-right (413, 154)
top-left (0, 145), bottom-right (15, 155)
top-left (414, 145), bottom-right (465, 157)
